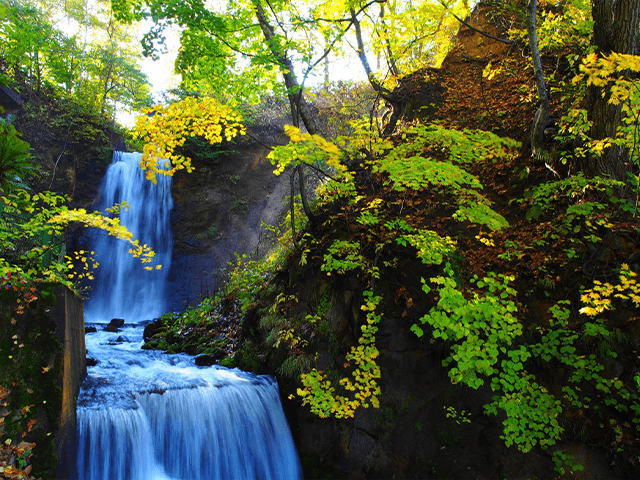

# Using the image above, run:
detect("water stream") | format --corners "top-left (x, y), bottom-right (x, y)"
top-left (75, 152), bottom-right (302, 479)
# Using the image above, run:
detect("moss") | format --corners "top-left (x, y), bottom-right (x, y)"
top-left (219, 356), bottom-right (236, 368)
top-left (0, 284), bottom-right (63, 479)
top-left (233, 342), bottom-right (262, 372)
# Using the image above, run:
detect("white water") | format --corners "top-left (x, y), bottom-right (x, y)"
top-left (75, 152), bottom-right (302, 479)
top-left (84, 151), bottom-right (173, 322)
top-left (76, 325), bottom-right (302, 480)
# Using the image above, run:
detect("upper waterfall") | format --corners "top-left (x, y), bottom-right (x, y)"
top-left (84, 151), bottom-right (173, 322)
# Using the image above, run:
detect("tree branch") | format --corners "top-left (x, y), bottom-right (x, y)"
top-left (437, 0), bottom-right (514, 45)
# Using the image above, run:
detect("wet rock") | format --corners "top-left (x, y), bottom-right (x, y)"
top-left (115, 336), bottom-right (129, 343)
top-left (85, 326), bottom-right (97, 333)
top-left (86, 357), bottom-right (98, 367)
top-left (195, 351), bottom-right (225, 366)
top-left (104, 318), bottom-right (125, 332)
top-left (143, 319), bottom-right (164, 340)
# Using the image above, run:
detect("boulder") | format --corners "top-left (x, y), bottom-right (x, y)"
top-left (85, 326), bottom-right (97, 333)
top-left (143, 319), bottom-right (164, 340)
top-left (104, 318), bottom-right (125, 332)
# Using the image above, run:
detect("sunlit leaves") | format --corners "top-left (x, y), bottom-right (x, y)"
top-left (572, 52), bottom-right (640, 164)
top-left (321, 239), bottom-right (362, 275)
top-left (0, 189), bottom-right (157, 293)
top-left (416, 274), bottom-right (521, 389)
top-left (298, 291), bottom-right (382, 418)
top-left (373, 121), bottom-right (515, 231)
top-left (579, 264), bottom-right (640, 316)
top-left (133, 97), bottom-right (245, 183)
top-left (398, 230), bottom-right (456, 266)
top-left (575, 52), bottom-right (640, 89)
top-left (268, 125), bottom-right (347, 176)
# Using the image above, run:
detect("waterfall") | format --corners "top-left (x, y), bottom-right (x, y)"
top-left (76, 152), bottom-right (302, 480)
top-left (84, 151), bottom-right (173, 322)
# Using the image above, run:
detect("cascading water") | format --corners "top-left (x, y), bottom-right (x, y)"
top-left (84, 151), bottom-right (173, 322)
top-left (75, 152), bottom-right (302, 480)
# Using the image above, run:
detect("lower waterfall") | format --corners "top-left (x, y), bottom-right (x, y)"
top-left (75, 152), bottom-right (302, 479)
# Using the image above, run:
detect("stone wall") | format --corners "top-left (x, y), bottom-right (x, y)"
top-left (53, 288), bottom-right (86, 479)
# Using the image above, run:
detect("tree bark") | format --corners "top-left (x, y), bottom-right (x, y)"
top-left (585, 0), bottom-right (640, 180)
top-left (527, 0), bottom-right (550, 157)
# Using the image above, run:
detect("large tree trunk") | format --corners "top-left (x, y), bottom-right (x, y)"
top-left (585, 0), bottom-right (640, 180)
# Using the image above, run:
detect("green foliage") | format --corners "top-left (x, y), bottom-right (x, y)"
top-left (393, 123), bottom-right (521, 165)
top-left (520, 174), bottom-right (626, 221)
top-left (321, 240), bottom-right (363, 276)
top-left (552, 450), bottom-right (584, 476)
top-left (231, 198), bottom-right (249, 216)
top-left (413, 274), bottom-right (580, 453)
top-left (444, 405), bottom-right (471, 425)
top-left (0, 120), bottom-right (37, 194)
top-left (373, 122), bottom-right (513, 231)
top-left (417, 262), bottom-right (640, 456)
top-left (414, 274), bottom-right (520, 389)
top-left (377, 152), bottom-right (481, 191)
top-left (0, 0), bottom-right (152, 120)
top-left (397, 230), bottom-right (456, 266)
top-left (508, 0), bottom-right (592, 53)
top-left (195, 225), bottom-right (218, 241)
top-left (486, 370), bottom-right (563, 452)
top-left (0, 186), bottom-right (158, 295)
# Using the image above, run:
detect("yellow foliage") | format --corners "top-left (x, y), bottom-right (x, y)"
top-left (133, 97), bottom-right (245, 184)
top-left (579, 265), bottom-right (640, 316)
top-left (268, 125), bottom-right (350, 181)
top-left (49, 209), bottom-right (158, 272)
top-left (298, 292), bottom-right (381, 418)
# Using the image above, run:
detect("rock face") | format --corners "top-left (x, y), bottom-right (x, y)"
top-left (166, 126), bottom-right (291, 312)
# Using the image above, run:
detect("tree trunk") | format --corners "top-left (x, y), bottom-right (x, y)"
top-left (100, 60), bottom-right (114, 116)
top-left (253, 0), bottom-right (319, 136)
top-left (585, 0), bottom-right (640, 180)
top-left (379, 4), bottom-right (400, 77)
top-left (351, 8), bottom-right (403, 135)
top-left (253, 0), bottom-right (317, 226)
top-left (527, 0), bottom-right (550, 157)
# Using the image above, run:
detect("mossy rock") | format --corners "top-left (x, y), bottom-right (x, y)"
top-left (141, 340), bottom-right (159, 350)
